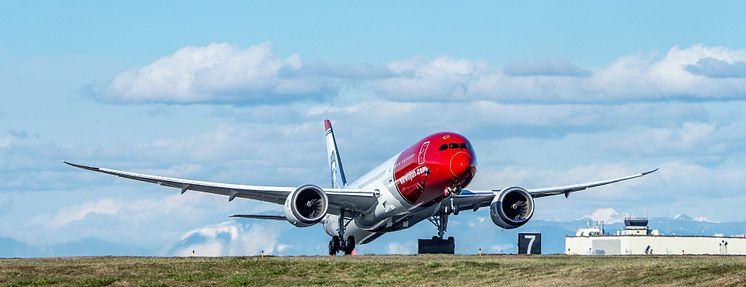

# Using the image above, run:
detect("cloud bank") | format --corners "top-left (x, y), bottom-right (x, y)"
top-left (103, 42), bottom-right (334, 104)
top-left (101, 43), bottom-right (746, 104)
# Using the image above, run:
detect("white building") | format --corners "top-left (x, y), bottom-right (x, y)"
top-left (566, 218), bottom-right (746, 255)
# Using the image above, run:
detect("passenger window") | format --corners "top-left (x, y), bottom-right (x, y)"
top-left (439, 144), bottom-right (448, 151)
top-left (449, 143), bottom-right (458, 149)
top-left (460, 143), bottom-right (467, 149)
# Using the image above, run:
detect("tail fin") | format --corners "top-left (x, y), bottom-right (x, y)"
top-left (324, 119), bottom-right (347, 188)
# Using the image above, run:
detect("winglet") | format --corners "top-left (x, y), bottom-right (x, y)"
top-left (63, 161), bottom-right (100, 171)
top-left (641, 168), bottom-right (659, 176)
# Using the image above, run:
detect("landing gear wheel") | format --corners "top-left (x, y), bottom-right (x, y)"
top-left (329, 236), bottom-right (341, 256)
top-left (332, 211), bottom-right (356, 256)
top-left (332, 236), bottom-right (341, 251)
top-left (343, 236), bottom-right (355, 255)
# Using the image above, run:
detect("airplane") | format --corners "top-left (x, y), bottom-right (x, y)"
top-left (65, 120), bottom-right (657, 255)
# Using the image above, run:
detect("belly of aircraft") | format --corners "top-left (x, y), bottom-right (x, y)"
top-left (325, 204), bottom-right (438, 245)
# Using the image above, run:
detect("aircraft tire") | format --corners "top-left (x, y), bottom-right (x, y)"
top-left (329, 236), bottom-right (341, 255)
top-left (343, 236), bottom-right (355, 255)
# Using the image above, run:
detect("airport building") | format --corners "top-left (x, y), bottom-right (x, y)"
top-left (566, 218), bottom-right (746, 255)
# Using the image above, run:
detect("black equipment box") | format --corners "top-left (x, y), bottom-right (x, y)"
top-left (418, 237), bottom-right (455, 254)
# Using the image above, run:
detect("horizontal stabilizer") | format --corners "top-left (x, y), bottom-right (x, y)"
top-left (230, 214), bottom-right (286, 220)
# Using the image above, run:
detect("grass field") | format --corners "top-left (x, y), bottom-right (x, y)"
top-left (1, 255), bottom-right (745, 287)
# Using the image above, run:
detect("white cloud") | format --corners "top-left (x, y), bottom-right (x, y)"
top-left (694, 216), bottom-right (719, 223)
top-left (104, 42), bottom-right (333, 103)
top-left (602, 122), bottom-right (717, 154)
top-left (101, 43), bottom-right (746, 104)
top-left (48, 198), bottom-right (122, 228)
top-left (45, 194), bottom-right (208, 229)
top-left (652, 162), bottom-right (746, 198)
top-left (589, 45), bottom-right (746, 100)
top-left (40, 193), bottom-right (195, 231)
top-left (386, 241), bottom-right (416, 254)
top-left (467, 216), bottom-right (487, 228)
top-left (373, 57), bottom-right (487, 101)
top-left (489, 244), bottom-right (514, 253)
top-left (474, 45), bottom-right (746, 102)
top-left (585, 208), bottom-right (623, 224)
top-left (375, 44), bottom-right (746, 102)
top-left (172, 221), bottom-right (279, 256)
top-left (133, 123), bottom-right (319, 163)
top-left (276, 243), bottom-right (291, 254)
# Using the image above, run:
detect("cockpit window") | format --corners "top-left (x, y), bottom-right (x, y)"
top-left (442, 142), bottom-right (470, 151)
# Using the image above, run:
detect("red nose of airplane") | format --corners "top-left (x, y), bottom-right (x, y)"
top-left (449, 151), bottom-right (474, 178)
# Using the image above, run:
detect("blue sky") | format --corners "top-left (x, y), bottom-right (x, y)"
top-left (2, 1), bottom-right (746, 256)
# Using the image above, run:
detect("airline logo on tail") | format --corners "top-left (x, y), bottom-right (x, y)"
top-left (324, 120), bottom-right (347, 188)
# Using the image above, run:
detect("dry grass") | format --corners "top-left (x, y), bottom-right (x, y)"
top-left (1, 255), bottom-right (745, 287)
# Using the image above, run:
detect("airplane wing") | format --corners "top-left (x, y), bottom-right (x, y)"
top-left (64, 161), bottom-right (378, 214)
top-left (230, 214), bottom-right (286, 220)
top-left (446, 168), bottom-right (658, 213)
top-left (526, 168), bottom-right (658, 198)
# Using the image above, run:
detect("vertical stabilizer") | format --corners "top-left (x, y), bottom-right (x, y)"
top-left (324, 120), bottom-right (347, 188)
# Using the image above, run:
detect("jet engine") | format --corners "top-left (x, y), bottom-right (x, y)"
top-left (490, 187), bottom-right (535, 229)
top-left (284, 184), bottom-right (329, 227)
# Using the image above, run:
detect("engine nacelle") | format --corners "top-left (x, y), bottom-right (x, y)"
top-left (284, 184), bottom-right (329, 227)
top-left (490, 187), bottom-right (535, 229)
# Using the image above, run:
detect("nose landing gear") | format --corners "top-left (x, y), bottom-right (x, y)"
top-left (418, 211), bottom-right (455, 254)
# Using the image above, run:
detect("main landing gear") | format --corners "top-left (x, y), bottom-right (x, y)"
top-left (329, 235), bottom-right (355, 256)
top-left (329, 210), bottom-right (355, 256)
top-left (418, 211), bottom-right (455, 254)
